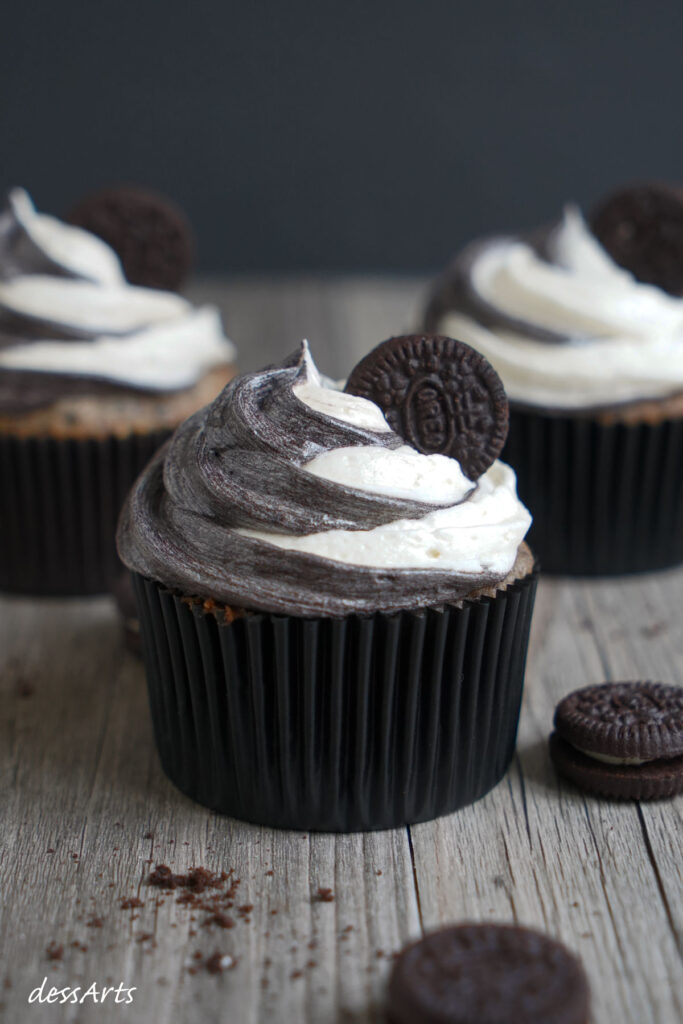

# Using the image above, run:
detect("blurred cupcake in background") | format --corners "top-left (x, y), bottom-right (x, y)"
top-left (0, 187), bottom-right (237, 595)
top-left (424, 183), bottom-right (683, 575)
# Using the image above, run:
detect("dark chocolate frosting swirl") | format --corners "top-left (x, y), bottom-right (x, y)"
top-left (116, 344), bottom-right (511, 617)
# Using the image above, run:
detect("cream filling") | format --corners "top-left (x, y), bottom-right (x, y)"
top-left (574, 745), bottom-right (649, 767)
top-left (440, 207), bottom-right (683, 408)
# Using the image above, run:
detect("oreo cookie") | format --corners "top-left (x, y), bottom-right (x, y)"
top-left (67, 185), bottom-right (193, 291)
top-left (386, 923), bottom-right (590, 1024)
top-left (591, 182), bottom-right (683, 295)
top-left (344, 334), bottom-right (509, 481)
top-left (549, 681), bottom-right (683, 800)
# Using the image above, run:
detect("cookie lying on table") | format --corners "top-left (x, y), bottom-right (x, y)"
top-left (549, 681), bottom-right (683, 800)
top-left (387, 923), bottom-right (590, 1024)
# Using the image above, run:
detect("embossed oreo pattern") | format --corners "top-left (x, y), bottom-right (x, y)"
top-left (344, 334), bottom-right (509, 481)
top-left (387, 924), bottom-right (590, 1024)
top-left (554, 681), bottom-right (683, 760)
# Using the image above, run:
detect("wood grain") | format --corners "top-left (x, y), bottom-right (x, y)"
top-left (0, 277), bottom-right (681, 1024)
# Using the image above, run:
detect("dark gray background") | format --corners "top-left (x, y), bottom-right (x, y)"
top-left (2, 1), bottom-right (681, 272)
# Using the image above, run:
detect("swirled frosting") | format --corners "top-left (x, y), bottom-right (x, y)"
top-left (0, 189), bottom-right (236, 413)
top-left (429, 206), bottom-right (683, 409)
top-left (117, 343), bottom-right (531, 617)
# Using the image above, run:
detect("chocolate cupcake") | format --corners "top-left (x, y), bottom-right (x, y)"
top-left (117, 340), bottom-right (537, 831)
top-left (0, 188), bottom-right (237, 595)
top-left (424, 185), bottom-right (683, 575)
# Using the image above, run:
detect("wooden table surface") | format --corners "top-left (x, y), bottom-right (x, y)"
top-left (1, 278), bottom-right (681, 1024)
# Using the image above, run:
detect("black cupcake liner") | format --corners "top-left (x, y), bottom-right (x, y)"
top-left (132, 568), bottom-right (538, 832)
top-left (0, 430), bottom-right (169, 596)
top-left (503, 407), bottom-right (683, 576)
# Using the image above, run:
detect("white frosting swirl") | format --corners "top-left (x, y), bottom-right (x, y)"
top-left (241, 348), bottom-right (531, 575)
top-left (0, 189), bottom-right (236, 393)
top-left (439, 207), bottom-right (683, 408)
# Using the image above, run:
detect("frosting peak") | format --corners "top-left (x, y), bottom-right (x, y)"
top-left (117, 344), bottom-right (531, 616)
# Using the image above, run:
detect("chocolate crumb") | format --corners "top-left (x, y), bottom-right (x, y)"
top-left (204, 912), bottom-right (235, 929)
top-left (265, 870), bottom-right (274, 877)
top-left (46, 848), bottom-right (55, 854)
top-left (291, 969), bottom-right (303, 980)
top-left (143, 831), bottom-right (154, 840)
top-left (641, 622), bottom-right (668, 638)
top-left (376, 870), bottom-right (383, 876)
top-left (46, 943), bottom-right (63, 961)
top-left (306, 960), bottom-right (317, 969)
top-left (86, 917), bottom-right (104, 928)
top-left (205, 952), bottom-right (235, 974)
top-left (313, 887), bottom-right (334, 903)
top-left (120, 897), bottom-right (144, 910)
top-left (137, 933), bottom-right (155, 944)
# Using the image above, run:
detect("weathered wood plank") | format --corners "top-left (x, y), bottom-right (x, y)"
top-left (0, 278), bottom-right (681, 1024)
top-left (0, 595), bottom-right (418, 1024)
top-left (410, 573), bottom-right (683, 1024)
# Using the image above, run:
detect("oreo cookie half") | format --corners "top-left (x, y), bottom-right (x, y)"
top-left (386, 923), bottom-right (590, 1024)
top-left (591, 182), bottom-right (683, 295)
top-left (550, 681), bottom-right (683, 800)
top-left (68, 185), bottom-right (193, 291)
top-left (344, 334), bottom-right (509, 481)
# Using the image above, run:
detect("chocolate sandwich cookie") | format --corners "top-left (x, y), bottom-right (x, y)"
top-left (386, 923), bottom-right (590, 1024)
top-left (591, 182), bottom-right (683, 296)
top-left (550, 681), bottom-right (683, 800)
top-left (344, 334), bottom-right (509, 481)
top-left (68, 185), bottom-right (193, 291)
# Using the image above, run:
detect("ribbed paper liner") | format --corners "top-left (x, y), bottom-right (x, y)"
top-left (0, 431), bottom-right (169, 596)
top-left (504, 408), bottom-right (683, 575)
top-left (133, 569), bottom-right (538, 832)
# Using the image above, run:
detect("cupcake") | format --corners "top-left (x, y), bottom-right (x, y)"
top-left (0, 188), bottom-right (237, 595)
top-left (117, 336), bottom-right (537, 832)
top-left (424, 183), bottom-right (683, 575)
